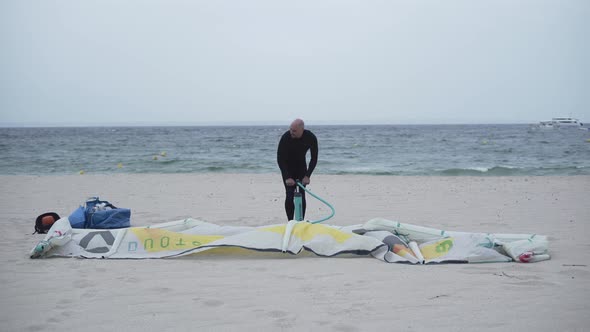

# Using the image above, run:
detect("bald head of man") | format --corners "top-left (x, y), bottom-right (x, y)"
top-left (289, 119), bottom-right (305, 139)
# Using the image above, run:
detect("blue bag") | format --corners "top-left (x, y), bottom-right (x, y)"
top-left (68, 197), bottom-right (131, 229)
top-left (68, 206), bottom-right (86, 228)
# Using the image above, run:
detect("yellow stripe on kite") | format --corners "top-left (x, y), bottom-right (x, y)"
top-left (260, 223), bottom-right (353, 243)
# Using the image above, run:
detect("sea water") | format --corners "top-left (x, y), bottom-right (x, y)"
top-left (1, 124), bottom-right (589, 176)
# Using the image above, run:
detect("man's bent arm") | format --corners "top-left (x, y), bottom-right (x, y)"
top-left (277, 135), bottom-right (291, 179)
top-left (306, 135), bottom-right (318, 177)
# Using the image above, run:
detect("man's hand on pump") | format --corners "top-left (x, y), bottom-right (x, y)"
top-left (302, 176), bottom-right (310, 185)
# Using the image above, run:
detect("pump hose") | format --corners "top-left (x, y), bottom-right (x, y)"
top-left (296, 181), bottom-right (335, 224)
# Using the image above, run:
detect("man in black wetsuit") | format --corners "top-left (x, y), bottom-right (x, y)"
top-left (277, 119), bottom-right (318, 221)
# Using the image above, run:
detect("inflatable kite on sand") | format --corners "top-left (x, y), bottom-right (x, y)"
top-left (30, 217), bottom-right (549, 264)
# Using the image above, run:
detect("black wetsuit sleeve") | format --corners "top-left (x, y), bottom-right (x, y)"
top-left (306, 133), bottom-right (318, 177)
top-left (277, 133), bottom-right (291, 179)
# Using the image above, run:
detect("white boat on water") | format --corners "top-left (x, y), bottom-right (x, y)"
top-left (536, 117), bottom-right (587, 130)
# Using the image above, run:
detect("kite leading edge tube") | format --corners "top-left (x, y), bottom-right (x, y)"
top-left (282, 220), bottom-right (298, 252)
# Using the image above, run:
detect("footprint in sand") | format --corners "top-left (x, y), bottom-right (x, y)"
top-left (332, 323), bottom-right (361, 332)
top-left (203, 299), bottom-right (224, 307)
top-left (152, 286), bottom-right (173, 293)
top-left (265, 311), bottom-right (295, 329)
top-left (266, 310), bottom-right (287, 318)
top-left (73, 279), bottom-right (93, 288)
top-left (55, 298), bottom-right (73, 309)
top-left (25, 323), bottom-right (46, 332)
top-left (46, 316), bottom-right (62, 324)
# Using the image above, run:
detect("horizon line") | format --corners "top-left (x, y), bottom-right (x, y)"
top-left (0, 121), bottom-right (539, 128)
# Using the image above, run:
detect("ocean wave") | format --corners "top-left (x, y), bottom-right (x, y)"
top-left (437, 165), bottom-right (587, 176)
top-left (204, 166), bottom-right (225, 172)
top-left (155, 159), bottom-right (181, 165)
top-left (438, 166), bottom-right (520, 176)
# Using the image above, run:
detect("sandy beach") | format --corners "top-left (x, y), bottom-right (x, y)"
top-left (1, 174), bottom-right (589, 331)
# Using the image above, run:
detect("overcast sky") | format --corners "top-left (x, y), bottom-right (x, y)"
top-left (1, 0), bottom-right (589, 126)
